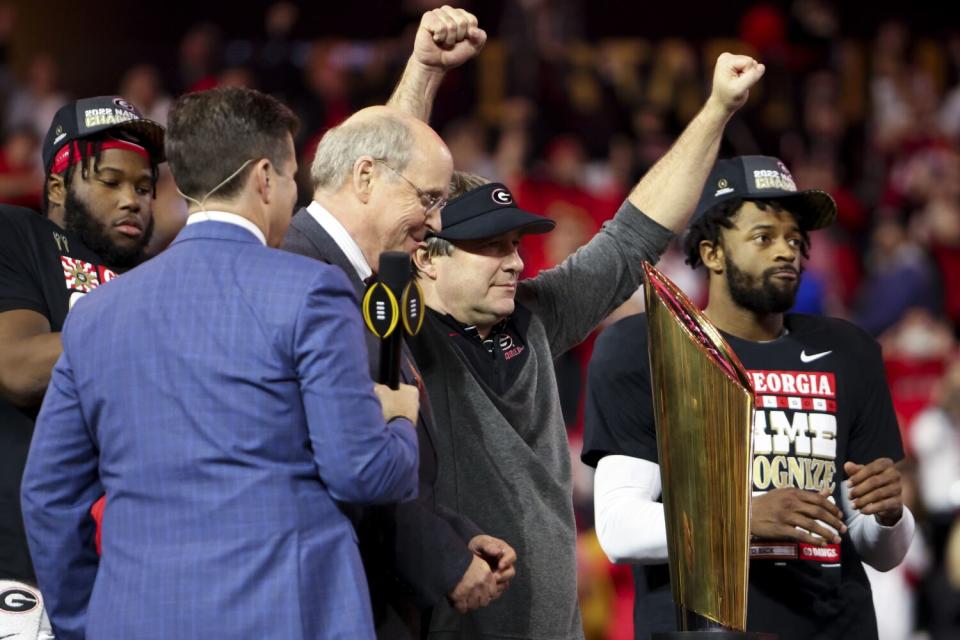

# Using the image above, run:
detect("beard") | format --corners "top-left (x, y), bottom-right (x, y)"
top-left (63, 188), bottom-right (153, 271)
top-left (724, 254), bottom-right (801, 315)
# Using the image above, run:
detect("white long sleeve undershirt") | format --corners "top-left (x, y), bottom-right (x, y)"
top-left (594, 455), bottom-right (668, 564)
top-left (594, 454), bottom-right (915, 571)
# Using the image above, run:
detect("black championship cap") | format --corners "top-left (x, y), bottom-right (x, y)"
top-left (693, 155), bottom-right (837, 230)
top-left (434, 183), bottom-right (556, 241)
top-left (42, 96), bottom-right (165, 173)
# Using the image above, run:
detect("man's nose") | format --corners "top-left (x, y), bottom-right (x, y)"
top-left (118, 183), bottom-right (143, 212)
top-left (425, 208), bottom-right (441, 233)
top-left (504, 248), bottom-right (524, 274)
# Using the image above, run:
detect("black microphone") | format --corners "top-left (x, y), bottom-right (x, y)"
top-left (362, 252), bottom-right (412, 389)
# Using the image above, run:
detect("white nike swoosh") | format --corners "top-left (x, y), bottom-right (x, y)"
top-left (800, 350), bottom-right (832, 363)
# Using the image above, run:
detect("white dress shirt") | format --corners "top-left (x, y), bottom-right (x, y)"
top-left (306, 200), bottom-right (372, 282)
top-left (185, 210), bottom-right (266, 246)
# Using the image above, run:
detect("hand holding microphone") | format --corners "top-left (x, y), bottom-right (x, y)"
top-left (363, 251), bottom-right (426, 425)
top-left (373, 382), bottom-right (420, 424)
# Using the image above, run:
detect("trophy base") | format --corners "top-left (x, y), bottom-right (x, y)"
top-left (652, 634), bottom-right (777, 639)
top-left (650, 608), bottom-right (778, 639)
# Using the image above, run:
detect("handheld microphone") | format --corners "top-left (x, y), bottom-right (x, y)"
top-left (362, 252), bottom-right (424, 389)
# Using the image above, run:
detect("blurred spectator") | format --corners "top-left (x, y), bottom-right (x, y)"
top-left (879, 309), bottom-right (955, 429)
top-left (442, 117), bottom-right (497, 180)
top-left (492, 97), bottom-right (535, 182)
top-left (791, 159), bottom-right (865, 310)
top-left (911, 359), bottom-right (960, 517)
top-left (631, 104), bottom-right (672, 177)
top-left (871, 20), bottom-right (914, 154)
top-left (500, 0), bottom-right (584, 100)
top-left (292, 41), bottom-right (357, 201)
top-left (515, 135), bottom-right (603, 274)
top-left (296, 41), bottom-right (361, 136)
top-left (940, 32), bottom-right (960, 141)
top-left (0, 3), bottom-right (18, 119)
top-left (865, 461), bottom-right (930, 640)
top-left (119, 64), bottom-right (171, 126)
top-left (0, 124), bottom-right (41, 210)
top-left (853, 218), bottom-right (941, 335)
top-left (739, 3), bottom-right (787, 61)
top-left (786, 0), bottom-right (839, 71)
top-left (178, 22), bottom-right (223, 93)
top-left (254, 2), bottom-right (303, 100)
top-left (217, 65), bottom-right (258, 89)
top-left (911, 359), bottom-right (960, 639)
top-left (6, 53), bottom-right (67, 138)
top-left (908, 148), bottom-right (960, 329)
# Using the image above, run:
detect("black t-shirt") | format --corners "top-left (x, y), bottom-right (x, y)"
top-left (582, 312), bottom-right (904, 640)
top-left (0, 205), bottom-right (117, 582)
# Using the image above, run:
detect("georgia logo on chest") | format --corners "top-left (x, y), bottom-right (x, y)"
top-left (60, 256), bottom-right (118, 308)
top-left (748, 369), bottom-right (838, 493)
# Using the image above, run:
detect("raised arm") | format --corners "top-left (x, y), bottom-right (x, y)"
top-left (627, 53), bottom-right (765, 232)
top-left (518, 53), bottom-right (765, 354)
top-left (387, 5), bottom-right (486, 121)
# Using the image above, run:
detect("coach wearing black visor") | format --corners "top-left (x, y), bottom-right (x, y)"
top-left (406, 51), bottom-right (764, 639)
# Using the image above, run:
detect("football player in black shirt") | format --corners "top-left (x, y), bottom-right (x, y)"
top-left (0, 96), bottom-right (163, 634)
top-left (582, 155), bottom-right (915, 640)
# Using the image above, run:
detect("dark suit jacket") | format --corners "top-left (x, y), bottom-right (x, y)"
top-left (282, 207), bottom-right (480, 638)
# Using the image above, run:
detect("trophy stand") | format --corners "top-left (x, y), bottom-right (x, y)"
top-left (651, 610), bottom-right (776, 639)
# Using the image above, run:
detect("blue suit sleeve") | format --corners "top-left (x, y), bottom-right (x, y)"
top-left (294, 268), bottom-right (419, 504)
top-left (20, 345), bottom-right (102, 640)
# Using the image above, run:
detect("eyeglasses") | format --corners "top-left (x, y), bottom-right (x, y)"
top-left (374, 158), bottom-right (447, 213)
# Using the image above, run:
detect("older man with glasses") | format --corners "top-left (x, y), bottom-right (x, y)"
top-left (374, 157), bottom-right (448, 215)
top-left (281, 7), bottom-right (516, 639)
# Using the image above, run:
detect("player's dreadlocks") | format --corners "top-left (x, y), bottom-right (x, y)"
top-left (43, 134), bottom-right (160, 215)
top-left (682, 198), bottom-right (811, 269)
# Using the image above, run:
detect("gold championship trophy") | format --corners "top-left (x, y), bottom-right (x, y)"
top-left (643, 262), bottom-right (775, 640)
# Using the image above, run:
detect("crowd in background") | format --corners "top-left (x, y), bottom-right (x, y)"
top-left (0, 1), bottom-right (957, 638)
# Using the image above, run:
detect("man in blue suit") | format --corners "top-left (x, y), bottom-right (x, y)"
top-left (21, 87), bottom-right (422, 639)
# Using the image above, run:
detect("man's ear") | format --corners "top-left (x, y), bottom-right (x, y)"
top-left (255, 159), bottom-right (273, 204)
top-left (413, 245), bottom-right (438, 281)
top-left (700, 238), bottom-right (725, 274)
top-left (46, 172), bottom-right (66, 209)
top-left (352, 156), bottom-right (376, 204)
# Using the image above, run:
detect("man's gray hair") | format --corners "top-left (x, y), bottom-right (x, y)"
top-left (449, 170), bottom-right (490, 199)
top-left (423, 236), bottom-right (455, 258)
top-left (310, 114), bottom-right (414, 191)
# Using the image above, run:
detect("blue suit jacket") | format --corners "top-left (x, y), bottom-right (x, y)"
top-left (21, 220), bottom-right (419, 639)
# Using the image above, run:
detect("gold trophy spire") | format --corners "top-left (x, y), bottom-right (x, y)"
top-left (643, 261), bottom-right (755, 632)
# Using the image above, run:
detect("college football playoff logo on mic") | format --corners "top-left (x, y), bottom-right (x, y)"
top-left (362, 281), bottom-right (399, 339)
top-left (401, 280), bottom-right (424, 336)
